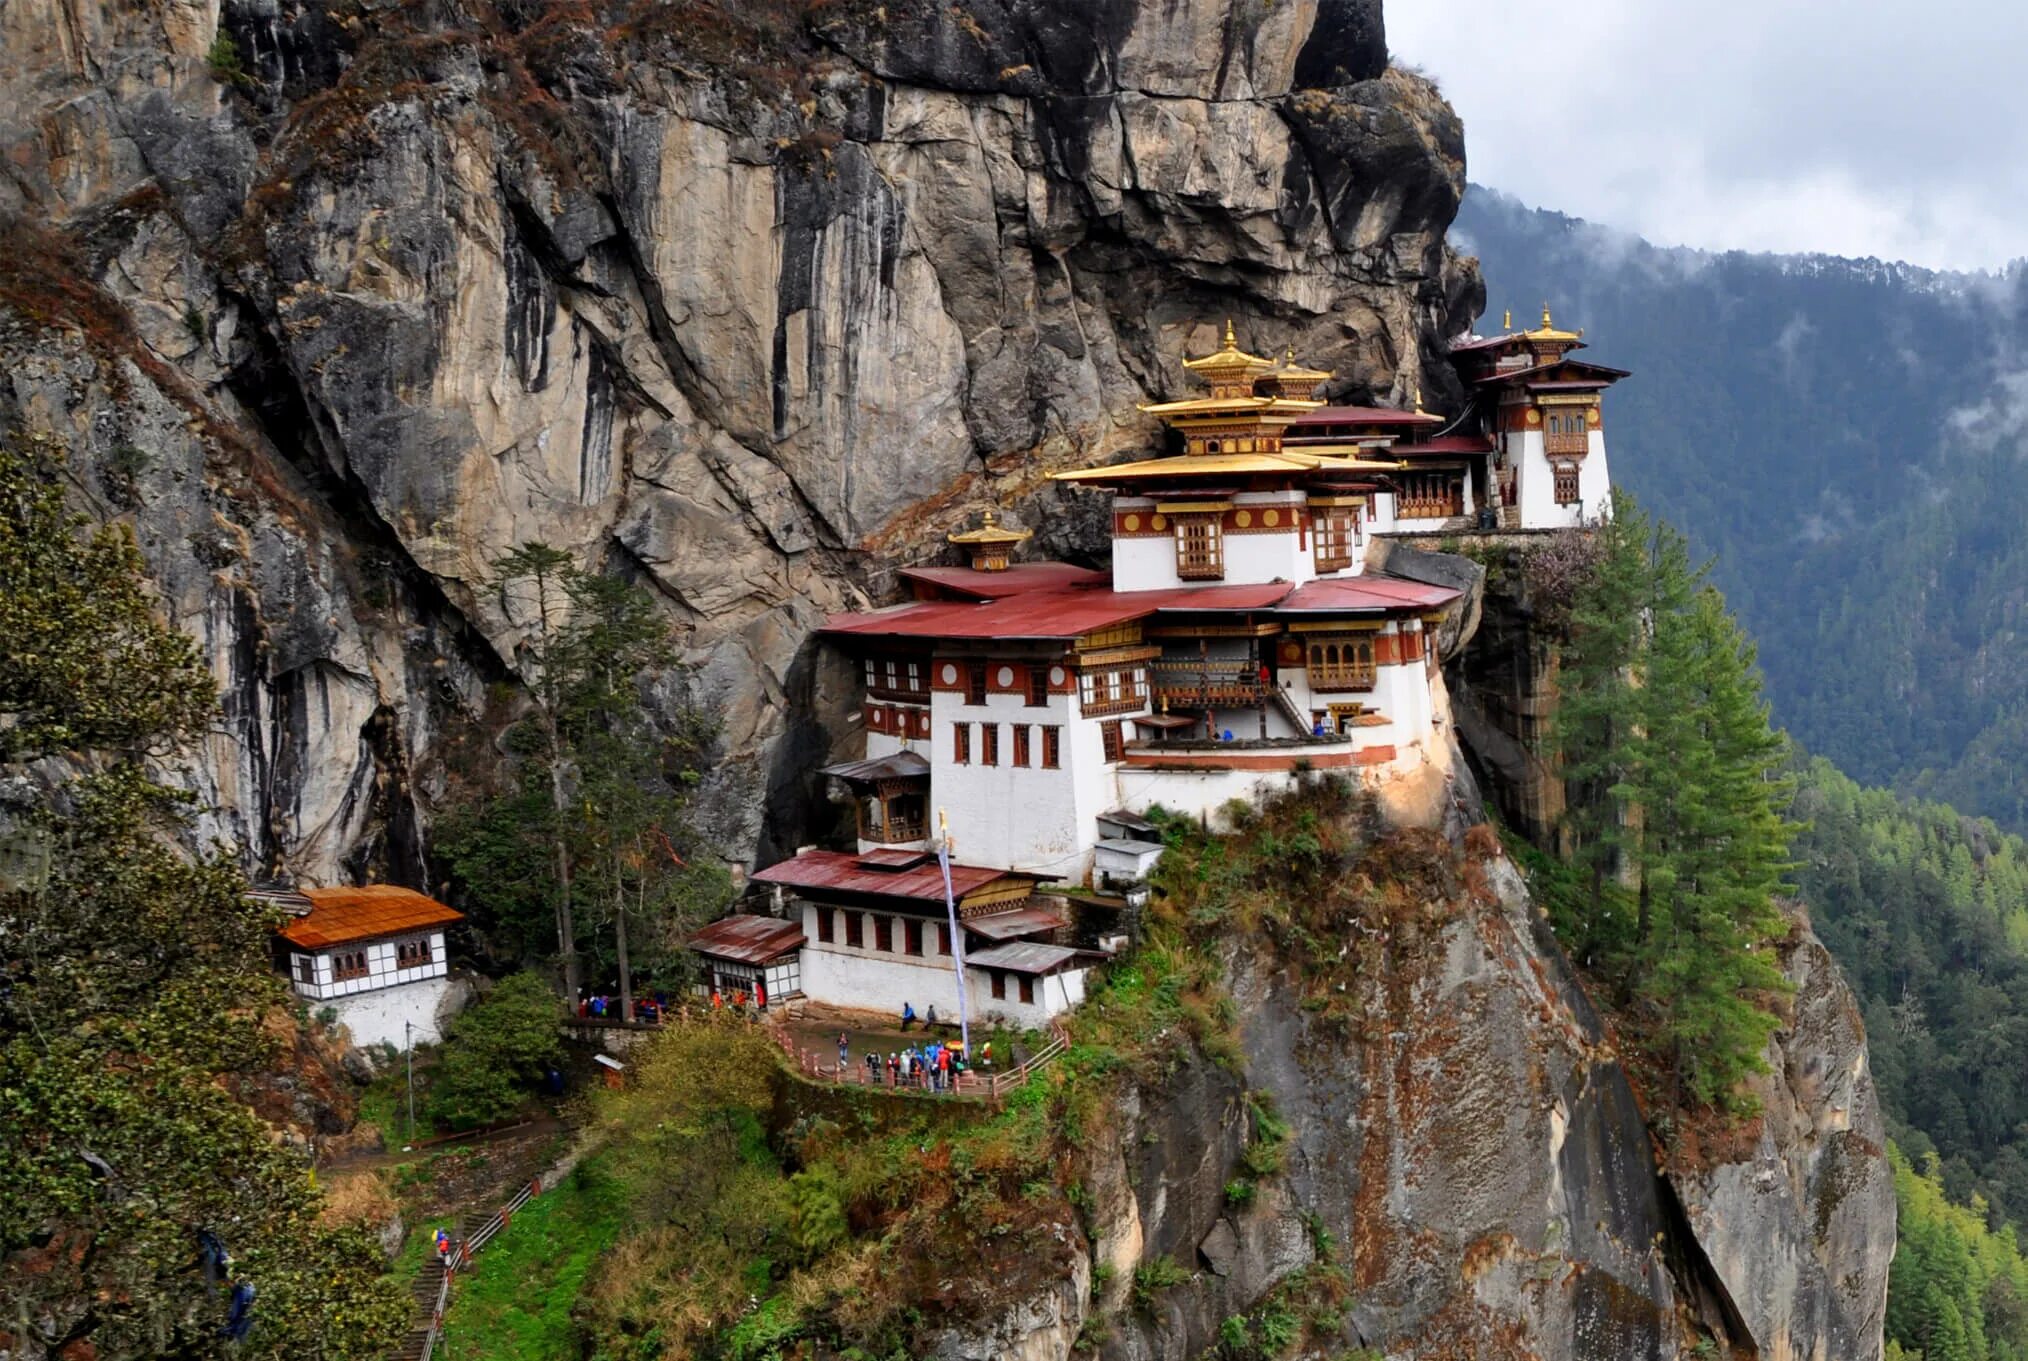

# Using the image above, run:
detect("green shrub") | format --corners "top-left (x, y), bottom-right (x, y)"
top-left (1224, 1178), bottom-right (1256, 1208)
top-left (427, 972), bottom-right (562, 1129)
top-left (1132, 1255), bottom-right (1189, 1313)
top-left (206, 30), bottom-right (251, 86)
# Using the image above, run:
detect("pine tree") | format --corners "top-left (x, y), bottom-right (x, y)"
top-left (1549, 490), bottom-right (1799, 1115)
top-left (445, 552), bottom-right (727, 1006)
top-left (1551, 487), bottom-right (1652, 964)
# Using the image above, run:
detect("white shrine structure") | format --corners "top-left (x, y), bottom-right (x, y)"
top-left (275, 885), bottom-right (464, 1048)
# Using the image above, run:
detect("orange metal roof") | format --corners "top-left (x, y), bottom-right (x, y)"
top-left (279, 885), bottom-right (464, 950)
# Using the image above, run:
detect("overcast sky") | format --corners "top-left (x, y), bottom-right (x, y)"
top-left (1386, 4), bottom-right (2028, 272)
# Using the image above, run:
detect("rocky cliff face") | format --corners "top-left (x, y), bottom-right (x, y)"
top-left (929, 840), bottom-right (1893, 1361)
top-left (0, 0), bottom-right (1477, 883)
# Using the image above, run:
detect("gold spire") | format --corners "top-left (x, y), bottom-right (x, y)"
top-left (1541, 301), bottom-right (1553, 329)
top-left (947, 507), bottom-right (1031, 572)
top-left (1223, 317), bottom-right (1237, 349)
top-left (1503, 308), bottom-right (1512, 331)
top-left (1413, 384), bottom-right (1425, 414)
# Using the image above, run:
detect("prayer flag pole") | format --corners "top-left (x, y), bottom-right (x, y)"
top-left (936, 808), bottom-right (972, 1064)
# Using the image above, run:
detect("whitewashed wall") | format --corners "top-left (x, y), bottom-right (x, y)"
top-left (329, 974), bottom-right (458, 1048)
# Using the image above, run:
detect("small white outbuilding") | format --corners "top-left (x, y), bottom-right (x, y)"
top-left (276, 885), bottom-right (464, 1049)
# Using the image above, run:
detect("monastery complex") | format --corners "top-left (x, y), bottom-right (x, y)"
top-left (697, 312), bottom-right (1627, 1027)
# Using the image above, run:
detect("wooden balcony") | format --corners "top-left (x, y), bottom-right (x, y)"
top-left (1149, 658), bottom-right (1271, 708)
top-left (1544, 429), bottom-right (1590, 457)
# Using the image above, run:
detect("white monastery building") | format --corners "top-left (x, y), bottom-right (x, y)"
top-left (695, 317), bottom-right (1626, 1025)
top-left (276, 885), bottom-right (463, 1048)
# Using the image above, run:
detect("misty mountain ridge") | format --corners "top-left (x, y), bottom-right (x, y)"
top-left (1456, 186), bottom-right (2028, 828)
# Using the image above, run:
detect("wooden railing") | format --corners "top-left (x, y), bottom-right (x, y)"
top-left (1544, 428), bottom-right (1589, 456)
top-left (769, 1020), bottom-right (1072, 1104)
top-left (1149, 658), bottom-right (1269, 708)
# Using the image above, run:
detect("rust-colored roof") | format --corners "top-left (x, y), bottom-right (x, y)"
top-left (687, 913), bottom-right (806, 964)
top-left (752, 849), bottom-right (1027, 905)
top-left (279, 885), bottom-right (463, 950)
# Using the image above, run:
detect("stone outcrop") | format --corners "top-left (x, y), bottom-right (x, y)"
top-left (0, 0), bottom-right (1476, 884)
top-left (1666, 919), bottom-right (1897, 1361)
top-left (925, 843), bottom-right (1892, 1361)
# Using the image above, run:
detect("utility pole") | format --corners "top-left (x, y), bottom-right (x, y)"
top-left (935, 809), bottom-right (972, 1065)
top-left (405, 1020), bottom-right (416, 1149)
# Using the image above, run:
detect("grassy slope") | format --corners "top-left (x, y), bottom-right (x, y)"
top-left (436, 1161), bottom-right (626, 1361)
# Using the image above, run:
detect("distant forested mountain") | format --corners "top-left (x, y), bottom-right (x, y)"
top-left (1456, 188), bottom-right (2028, 827)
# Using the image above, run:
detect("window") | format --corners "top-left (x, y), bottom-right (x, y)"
top-left (1027, 668), bottom-right (1050, 706)
top-left (817, 907), bottom-right (835, 943)
top-left (967, 664), bottom-right (988, 706)
top-left (1554, 464), bottom-right (1581, 505)
top-left (1042, 726), bottom-right (1062, 769)
top-left (1102, 720), bottom-right (1125, 763)
top-left (1012, 724), bottom-right (1031, 767)
top-left (1019, 975), bottom-right (1036, 1005)
top-left (982, 723), bottom-right (1000, 767)
top-left (845, 911), bottom-right (864, 948)
top-left (953, 722), bottom-right (971, 764)
top-left (333, 950), bottom-right (369, 982)
top-left (937, 923), bottom-right (951, 955)
top-left (904, 920), bottom-right (923, 956)
top-left (1312, 509), bottom-right (1357, 573)
top-left (1307, 636), bottom-right (1377, 692)
top-left (396, 937), bottom-right (432, 970)
top-left (296, 955), bottom-right (315, 985)
top-left (1080, 666), bottom-right (1145, 718)
top-left (874, 916), bottom-right (892, 953)
top-left (1174, 515), bottom-right (1224, 580)
top-left (990, 970), bottom-right (1007, 1001)
top-left (1545, 409), bottom-right (1590, 456)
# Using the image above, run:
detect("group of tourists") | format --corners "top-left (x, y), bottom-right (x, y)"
top-left (707, 980), bottom-right (767, 1013)
top-left (848, 1034), bottom-right (969, 1091)
top-left (575, 991), bottom-right (668, 1023)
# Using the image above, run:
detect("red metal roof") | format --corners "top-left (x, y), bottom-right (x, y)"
top-left (822, 580), bottom-right (1292, 642)
top-left (1280, 576), bottom-right (1461, 612)
top-left (900, 563), bottom-right (1107, 600)
top-left (1290, 405), bottom-right (1443, 427)
top-left (1390, 435), bottom-right (1497, 456)
top-left (279, 885), bottom-right (463, 950)
top-left (752, 849), bottom-right (1027, 903)
top-left (687, 913), bottom-right (806, 964)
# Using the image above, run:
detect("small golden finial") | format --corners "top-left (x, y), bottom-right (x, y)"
top-left (981, 507), bottom-right (998, 527)
top-left (1414, 384), bottom-right (1425, 414)
top-left (1503, 308), bottom-right (1512, 331)
top-left (1285, 345), bottom-right (1296, 365)
top-left (1223, 317), bottom-right (1237, 350)
top-left (1541, 301), bottom-right (1553, 329)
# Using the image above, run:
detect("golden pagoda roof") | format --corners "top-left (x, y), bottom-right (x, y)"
top-left (1520, 302), bottom-right (1582, 344)
top-left (947, 507), bottom-right (1032, 546)
top-left (1272, 347), bottom-right (1333, 384)
top-left (1181, 319), bottom-right (1277, 379)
